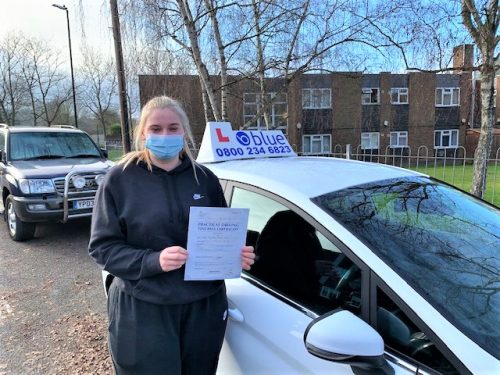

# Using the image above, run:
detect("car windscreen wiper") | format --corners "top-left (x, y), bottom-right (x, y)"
top-left (21, 155), bottom-right (66, 160)
top-left (64, 153), bottom-right (101, 158)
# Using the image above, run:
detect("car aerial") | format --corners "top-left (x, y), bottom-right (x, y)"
top-left (0, 124), bottom-right (113, 241)
top-left (102, 123), bottom-right (499, 375)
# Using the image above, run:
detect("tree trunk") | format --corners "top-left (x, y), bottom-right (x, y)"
top-left (470, 59), bottom-right (495, 197)
top-left (178, 0), bottom-right (221, 121)
top-left (204, 0), bottom-right (228, 121)
top-left (201, 91), bottom-right (211, 124)
top-left (252, 0), bottom-right (271, 129)
top-left (461, 0), bottom-right (498, 198)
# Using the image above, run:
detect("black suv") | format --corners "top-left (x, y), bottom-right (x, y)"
top-left (0, 124), bottom-right (113, 241)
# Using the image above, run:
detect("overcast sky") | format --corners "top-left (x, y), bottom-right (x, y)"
top-left (0, 0), bottom-right (113, 68)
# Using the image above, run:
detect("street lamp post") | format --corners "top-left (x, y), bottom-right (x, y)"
top-left (52, 3), bottom-right (78, 128)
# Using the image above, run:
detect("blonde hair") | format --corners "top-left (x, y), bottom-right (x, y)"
top-left (119, 96), bottom-right (201, 179)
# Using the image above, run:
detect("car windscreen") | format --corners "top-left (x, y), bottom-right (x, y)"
top-left (9, 132), bottom-right (101, 161)
top-left (312, 176), bottom-right (500, 359)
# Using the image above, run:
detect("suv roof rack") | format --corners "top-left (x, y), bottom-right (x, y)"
top-left (0, 123), bottom-right (8, 128)
top-left (52, 125), bottom-right (75, 129)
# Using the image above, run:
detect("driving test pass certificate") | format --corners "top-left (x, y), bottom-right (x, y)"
top-left (184, 206), bottom-right (249, 281)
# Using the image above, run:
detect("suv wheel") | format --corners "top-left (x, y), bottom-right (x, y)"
top-left (5, 195), bottom-right (35, 241)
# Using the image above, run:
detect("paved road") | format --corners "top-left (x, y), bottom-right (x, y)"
top-left (0, 211), bottom-right (112, 374)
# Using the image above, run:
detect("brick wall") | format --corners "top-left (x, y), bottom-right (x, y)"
top-left (139, 75), bottom-right (207, 146)
top-left (453, 44), bottom-right (474, 71)
top-left (332, 73), bottom-right (362, 147)
top-left (138, 62), bottom-right (483, 156)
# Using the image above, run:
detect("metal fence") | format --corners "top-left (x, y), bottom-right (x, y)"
top-left (322, 144), bottom-right (500, 206)
top-left (106, 138), bottom-right (499, 206)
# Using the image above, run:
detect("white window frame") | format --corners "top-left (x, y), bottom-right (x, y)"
top-left (302, 134), bottom-right (331, 154)
top-left (391, 88), bottom-right (409, 104)
top-left (361, 132), bottom-right (380, 150)
top-left (390, 131), bottom-right (408, 148)
top-left (434, 129), bottom-right (459, 149)
top-left (435, 88), bottom-right (460, 107)
top-left (302, 88), bottom-right (331, 109)
top-left (243, 92), bottom-right (288, 130)
top-left (361, 88), bottom-right (380, 105)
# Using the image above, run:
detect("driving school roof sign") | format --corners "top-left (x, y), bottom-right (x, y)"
top-left (196, 122), bottom-right (297, 163)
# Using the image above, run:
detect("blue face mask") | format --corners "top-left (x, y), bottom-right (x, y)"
top-left (145, 134), bottom-right (184, 160)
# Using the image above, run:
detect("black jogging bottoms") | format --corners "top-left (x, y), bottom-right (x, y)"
top-left (107, 281), bottom-right (228, 375)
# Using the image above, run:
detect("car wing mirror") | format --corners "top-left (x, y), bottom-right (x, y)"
top-left (304, 310), bottom-right (394, 375)
top-left (0, 150), bottom-right (6, 163)
top-left (100, 148), bottom-right (109, 158)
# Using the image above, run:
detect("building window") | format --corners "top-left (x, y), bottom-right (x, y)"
top-left (435, 88), bottom-right (460, 106)
top-left (361, 132), bottom-right (380, 150)
top-left (302, 89), bottom-right (331, 109)
top-left (390, 88), bottom-right (408, 104)
top-left (434, 129), bottom-right (459, 148)
top-left (303, 134), bottom-right (331, 154)
top-left (243, 93), bottom-right (288, 130)
top-left (362, 88), bottom-right (379, 105)
top-left (390, 131), bottom-right (408, 148)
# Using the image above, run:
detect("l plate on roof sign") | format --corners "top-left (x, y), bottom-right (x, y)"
top-left (196, 122), bottom-right (296, 163)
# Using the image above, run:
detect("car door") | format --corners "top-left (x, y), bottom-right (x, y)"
top-left (373, 281), bottom-right (465, 374)
top-left (217, 183), bottom-right (413, 375)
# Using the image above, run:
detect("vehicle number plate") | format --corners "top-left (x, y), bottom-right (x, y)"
top-left (74, 199), bottom-right (94, 209)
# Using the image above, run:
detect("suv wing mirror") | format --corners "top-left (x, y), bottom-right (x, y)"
top-left (0, 150), bottom-right (6, 163)
top-left (100, 148), bottom-right (109, 158)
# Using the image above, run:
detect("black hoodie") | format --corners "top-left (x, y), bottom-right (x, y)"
top-left (89, 157), bottom-right (226, 305)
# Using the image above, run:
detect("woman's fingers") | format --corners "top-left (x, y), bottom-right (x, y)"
top-left (159, 246), bottom-right (188, 272)
top-left (241, 246), bottom-right (255, 270)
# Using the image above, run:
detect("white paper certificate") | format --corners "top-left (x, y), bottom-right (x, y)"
top-left (184, 206), bottom-right (250, 281)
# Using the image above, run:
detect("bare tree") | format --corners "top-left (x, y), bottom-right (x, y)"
top-left (121, 0), bottom-right (229, 121)
top-left (368, 0), bottom-right (498, 198)
top-left (0, 33), bottom-right (27, 125)
top-left (19, 36), bottom-right (49, 127)
top-left (238, 0), bottom-right (383, 129)
top-left (80, 47), bottom-right (118, 144)
top-left (364, 1), bottom-right (466, 71)
top-left (22, 38), bottom-right (72, 126)
top-left (175, 0), bottom-right (223, 120)
top-left (462, 0), bottom-right (499, 197)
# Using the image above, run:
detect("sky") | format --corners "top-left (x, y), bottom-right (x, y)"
top-left (0, 0), bottom-right (113, 68)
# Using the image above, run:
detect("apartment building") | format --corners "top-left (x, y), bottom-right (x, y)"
top-left (139, 44), bottom-right (499, 157)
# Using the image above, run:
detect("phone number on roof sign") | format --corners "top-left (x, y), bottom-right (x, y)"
top-left (215, 145), bottom-right (292, 158)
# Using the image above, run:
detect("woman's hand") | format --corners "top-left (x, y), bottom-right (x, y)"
top-left (159, 246), bottom-right (188, 272)
top-left (241, 246), bottom-right (255, 271)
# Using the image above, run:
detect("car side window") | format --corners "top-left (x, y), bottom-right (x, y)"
top-left (377, 288), bottom-right (458, 374)
top-left (230, 186), bottom-right (362, 316)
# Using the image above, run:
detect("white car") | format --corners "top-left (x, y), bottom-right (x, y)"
top-left (102, 124), bottom-right (499, 374)
top-left (208, 155), bottom-right (499, 375)
top-left (195, 123), bottom-right (499, 375)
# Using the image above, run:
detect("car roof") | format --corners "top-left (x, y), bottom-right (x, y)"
top-left (204, 156), bottom-right (423, 198)
top-left (5, 126), bottom-right (83, 133)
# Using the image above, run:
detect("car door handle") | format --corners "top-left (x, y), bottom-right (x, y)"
top-left (228, 307), bottom-right (244, 322)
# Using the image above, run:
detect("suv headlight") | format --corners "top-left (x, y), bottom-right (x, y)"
top-left (72, 175), bottom-right (86, 189)
top-left (19, 179), bottom-right (56, 194)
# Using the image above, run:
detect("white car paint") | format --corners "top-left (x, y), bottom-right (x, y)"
top-left (204, 156), bottom-right (500, 375)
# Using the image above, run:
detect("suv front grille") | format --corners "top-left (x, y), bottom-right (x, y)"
top-left (53, 174), bottom-right (102, 194)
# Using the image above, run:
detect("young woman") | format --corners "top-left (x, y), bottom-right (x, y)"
top-left (89, 96), bottom-right (254, 374)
